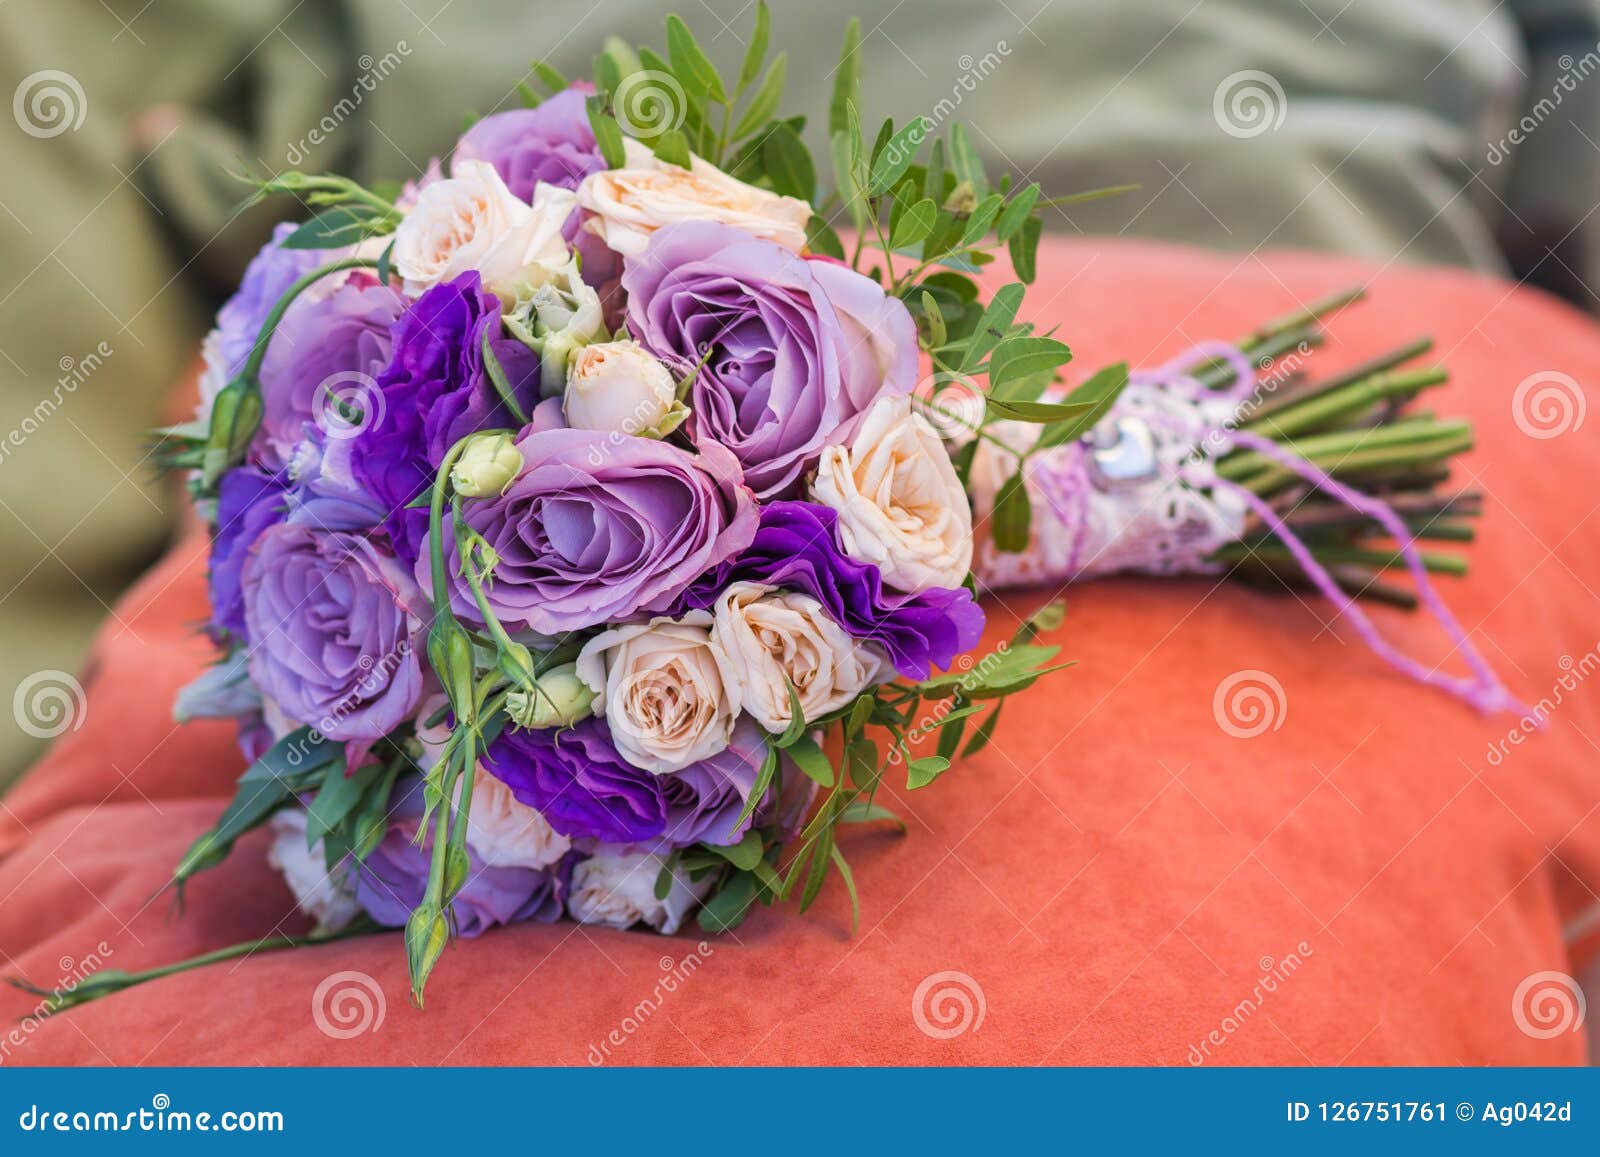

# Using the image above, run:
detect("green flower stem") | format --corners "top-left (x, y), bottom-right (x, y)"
top-left (1212, 541), bottom-right (1468, 577)
top-left (1240, 368), bottom-right (1448, 441)
top-left (1217, 421), bottom-right (1472, 486)
top-left (240, 258), bottom-right (380, 384)
top-left (1243, 337), bottom-right (1434, 427)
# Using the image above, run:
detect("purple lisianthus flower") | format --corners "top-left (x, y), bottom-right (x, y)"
top-left (652, 720), bottom-right (769, 852)
top-left (677, 500), bottom-right (984, 679)
top-left (454, 88), bottom-right (604, 223)
top-left (258, 276), bottom-right (405, 466)
top-left (623, 220), bottom-right (918, 498)
top-left (214, 222), bottom-right (332, 378)
top-left (242, 522), bottom-right (427, 740)
top-left (353, 776), bottom-right (570, 936)
top-left (208, 466), bottom-right (289, 642)
top-left (283, 437), bottom-right (387, 531)
top-left (424, 426), bottom-right (757, 634)
top-left (482, 718), bottom-right (666, 845)
top-left (348, 271), bottom-right (540, 562)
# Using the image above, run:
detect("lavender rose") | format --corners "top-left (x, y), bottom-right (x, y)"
top-left (348, 271), bottom-right (540, 562)
top-left (623, 220), bottom-right (917, 498)
top-left (482, 718), bottom-right (666, 845)
top-left (454, 89), bottom-right (605, 205)
top-left (241, 522), bottom-right (426, 740)
top-left (208, 466), bottom-right (288, 642)
top-left (675, 501), bottom-right (984, 679)
top-left (257, 276), bottom-right (405, 465)
top-left (214, 221), bottom-right (333, 379)
top-left (353, 776), bottom-right (570, 936)
top-left (424, 426), bottom-right (757, 634)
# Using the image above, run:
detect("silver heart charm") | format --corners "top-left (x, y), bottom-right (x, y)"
top-left (1088, 415), bottom-right (1159, 489)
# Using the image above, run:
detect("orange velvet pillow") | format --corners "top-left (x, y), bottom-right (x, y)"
top-left (2, 238), bottom-right (1597, 1066)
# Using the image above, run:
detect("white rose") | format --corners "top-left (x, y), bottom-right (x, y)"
top-left (392, 160), bottom-right (575, 298)
top-left (564, 339), bottom-right (687, 438)
top-left (567, 849), bottom-right (711, 934)
top-left (267, 809), bottom-right (360, 933)
top-left (575, 613), bottom-right (739, 774)
top-left (711, 581), bottom-right (886, 732)
top-left (576, 138), bottom-right (811, 257)
top-left (810, 395), bottom-right (974, 593)
top-left (465, 770), bottom-right (571, 870)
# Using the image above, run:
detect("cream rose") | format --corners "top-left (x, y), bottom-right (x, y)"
top-left (567, 848), bottom-right (711, 933)
top-left (576, 138), bottom-right (811, 257)
top-left (267, 810), bottom-right (360, 932)
top-left (564, 339), bottom-right (687, 438)
top-left (810, 395), bottom-right (974, 593)
top-left (465, 771), bottom-right (571, 870)
top-left (392, 159), bottom-right (575, 298)
top-left (575, 612), bottom-right (739, 774)
top-left (711, 581), bottom-right (886, 732)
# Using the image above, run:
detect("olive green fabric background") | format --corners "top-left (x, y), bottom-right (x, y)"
top-left (0, 0), bottom-right (1593, 780)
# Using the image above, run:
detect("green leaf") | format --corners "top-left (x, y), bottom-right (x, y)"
top-left (651, 128), bottom-right (693, 169)
top-left (907, 755), bottom-right (952, 789)
top-left (917, 288), bottom-right (948, 349)
top-left (828, 18), bottom-right (862, 137)
top-left (988, 336), bottom-right (1073, 394)
top-left (845, 735), bottom-right (880, 791)
top-left (830, 129), bottom-right (867, 234)
top-left (985, 396), bottom-right (1095, 424)
top-left (775, 681), bottom-right (809, 748)
top-left (1035, 362), bottom-right (1130, 450)
top-left (480, 326), bottom-right (530, 425)
top-left (532, 60), bottom-right (568, 93)
top-left (733, 52), bottom-right (785, 139)
top-left (375, 239), bottom-right (395, 287)
top-left (889, 198), bottom-right (937, 249)
top-left (869, 118), bottom-right (928, 195)
top-left (997, 183), bottom-right (1040, 241)
top-left (787, 733), bottom-right (836, 787)
top-left (699, 871), bottom-right (758, 933)
top-left (708, 829), bottom-right (765, 871)
top-left (731, 746), bottom-right (779, 833)
top-left (305, 758), bottom-right (380, 847)
top-left (829, 844), bottom-right (861, 932)
top-left (762, 122), bottom-right (815, 200)
top-left (281, 205), bottom-right (392, 250)
top-left (960, 282), bottom-right (1025, 371)
top-left (585, 95), bottom-right (626, 167)
top-left (961, 703), bottom-right (1005, 758)
top-left (738, 1), bottom-right (771, 95)
top-left (947, 123), bottom-right (988, 195)
top-left (653, 859), bottom-right (676, 900)
top-left (593, 49), bottom-right (624, 98)
top-left (807, 215), bottom-right (846, 259)
top-left (1008, 214), bottom-right (1042, 283)
top-left (992, 469), bottom-right (1032, 553)
top-left (666, 14), bottom-right (726, 101)
top-left (839, 801), bottom-right (906, 832)
top-left (959, 192), bottom-right (1005, 247)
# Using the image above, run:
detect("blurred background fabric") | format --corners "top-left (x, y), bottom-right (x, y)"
top-left (0, 0), bottom-right (1595, 781)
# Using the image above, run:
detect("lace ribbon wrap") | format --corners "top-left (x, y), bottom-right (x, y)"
top-left (959, 340), bottom-right (1525, 715)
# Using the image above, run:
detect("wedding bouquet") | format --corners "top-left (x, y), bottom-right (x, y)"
top-left (16, 6), bottom-right (1517, 1018)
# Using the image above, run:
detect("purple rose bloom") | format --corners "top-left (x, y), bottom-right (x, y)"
top-left (676, 500), bottom-right (985, 679)
top-left (482, 718), bottom-right (666, 845)
top-left (424, 426), bottom-right (757, 634)
top-left (652, 720), bottom-right (769, 852)
top-left (242, 522), bottom-right (426, 740)
top-left (624, 221), bottom-right (918, 498)
top-left (454, 88), bottom-right (604, 215)
top-left (349, 272), bottom-right (541, 562)
top-left (208, 466), bottom-right (289, 642)
top-left (258, 276), bottom-right (405, 465)
top-left (353, 776), bottom-right (570, 936)
top-left (215, 222), bottom-right (333, 378)
top-left (283, 437), bottom-right (388, 532)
